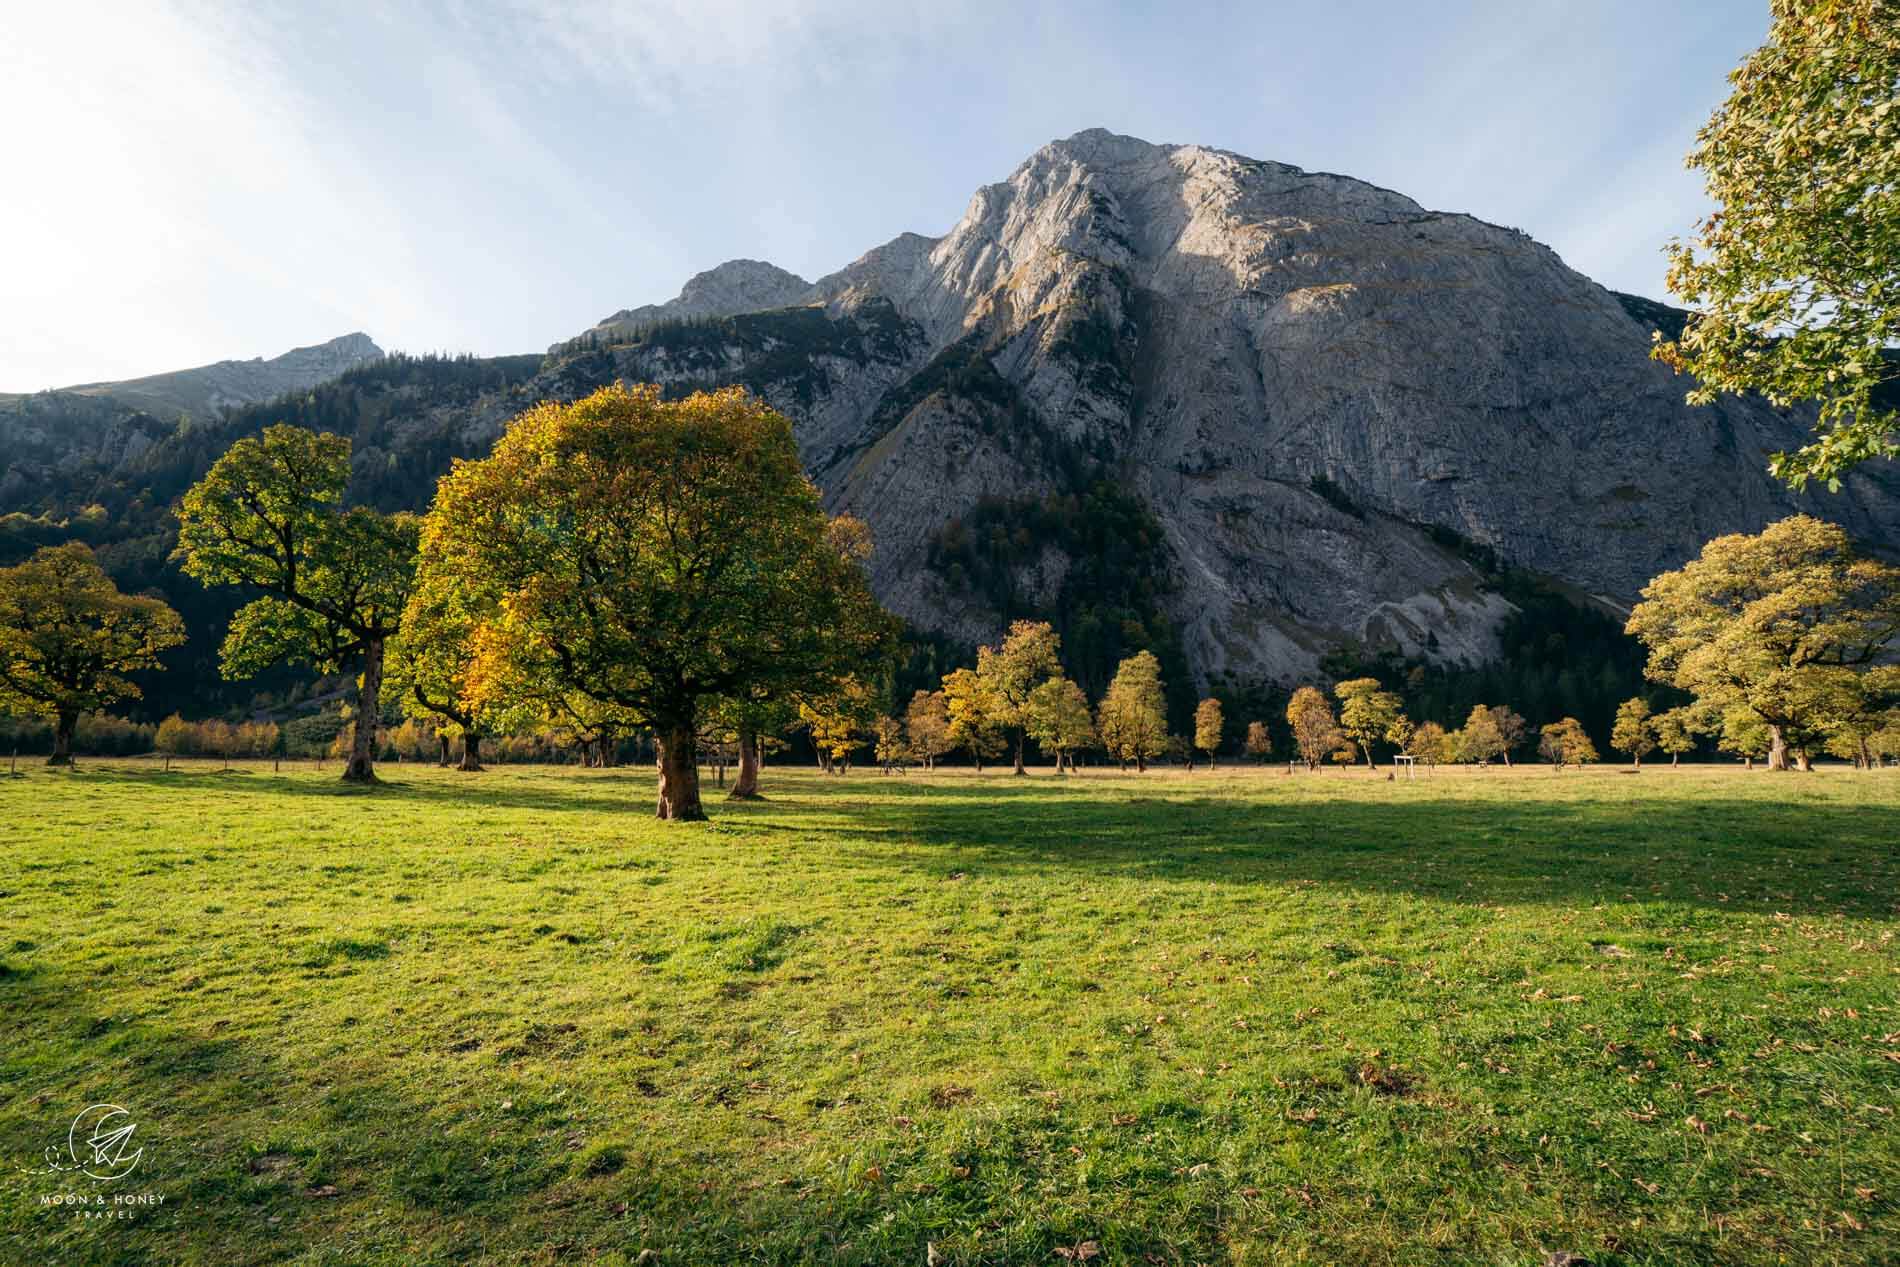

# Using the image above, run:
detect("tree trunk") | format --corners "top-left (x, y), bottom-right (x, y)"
top-left (1501, 751), bottom-right (1513, 768)
top-left (1013, 733), bottom-right (1026, 776)
top-left (1794, 749), bottom-right (1813, 773)
top-left (47, 708), bottom-right (77, 766)
top-left (971, 746), bottom-right (983, 773)
top-left (655, 724), bottom-right (706, 821)
top-left (1360, 742), bottom-right (1375, 770)
top-left (1672, 752), bottom-right (1680, 768)
top-left (1135, 751), bottom-right (1147, 773)
top-left (459, 731), bottom-right (483, 772)
top-left (342, 639), bottom-right (383, 784)
top-left (729, 729), bottom-right (763, 800)
top-left (1766, 725), bottom-right (1789, 772)
top-left (438, 733), bottom-right (452, 766)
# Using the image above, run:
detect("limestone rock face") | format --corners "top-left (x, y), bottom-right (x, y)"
top-left (553, 129), bottom-right (1900, 682)
top-left (14, 130), bottom-right (1897, 693)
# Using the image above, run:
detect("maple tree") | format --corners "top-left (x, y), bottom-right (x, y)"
top-left (174, 424), bottom-right (416, 783)
top-left (0, 543), bottom-right (184, 764)
top-left (417, 385), bottom-right (895, 819)
top-left (1627, 514), bottom-right (1900, 770)
top-left (1655, 0), bottom-right (1900, 488)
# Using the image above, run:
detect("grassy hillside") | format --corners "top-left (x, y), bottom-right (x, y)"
top-left (1, 763), bottom-right (1894, 1265)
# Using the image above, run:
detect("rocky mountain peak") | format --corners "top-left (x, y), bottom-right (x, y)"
top-left (546, 129), bottom-right (1899, 684)
top-left (574, 259), bottom-right (814, 347)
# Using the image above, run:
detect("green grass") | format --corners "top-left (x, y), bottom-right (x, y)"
top-left (1, 760), bottom-right (1895, 1265)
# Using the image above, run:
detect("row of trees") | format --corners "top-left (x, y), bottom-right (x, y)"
top-left (853, 513), bottom-right (1900, 777)
top-left (167, 385), bottom-right (897, 818)
top-left (5, 394), bottom-right (1896, 794)
top-left (838, 632), bottom-right (1597, 777)
top-left (907, 628), bottom-right (1185, 774)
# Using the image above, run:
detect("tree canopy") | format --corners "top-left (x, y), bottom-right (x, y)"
top-left (1097, 651), bottom-right (1168, 772)
top-left (1611, 697), bottom-right (1658, 768)
top-left (1335, 677), bottom-right (1405, 768)
top-left (388, 569), bottom-right (494, 771)
top-left (1193, 697), bottom-right (1225, 767)
top-left (974, 619), bottom-right (1064, 774)
top-left (1024, 676), bottom-right (1095, 772)
top-left (1626, 514), bottom-right (1900, 769)
top-left (1539, 717), bottom-right (1600, 768)
top-left (1286, 686), bottom-right (1342, 771)
top-left (1656, 0), bottom-right (1900, 488)
top-left (414, 384), bottom-right (897, 819)
top-left (0, 543), bottom-right (184, 763)
top-left (174, 424), bottom-right (416, 782)
top-left (904, 689), bottom-right (953, 770)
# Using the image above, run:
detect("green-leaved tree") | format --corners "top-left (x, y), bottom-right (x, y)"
top-left (1024, 676), bottom-right (1095, 773)
top-left (1627, 515), bottom-right (1900, 770)
top-left (1656, 0), bottom-right (1900, 489)
top-left (1335, 677), bottom-right (1404, 769)
top-left (975, 620), bottom-right (1064, 775)
top-left (0, 543), bottom-right (185, 764)
top-left (174, 425), bottom-right (417, 783)
top-left (1097, 651), bottom-right (1168, 772)
top-left (1611, 697), bottom-right (1658, 768)
top-left (1193, 697), bottom-right (1225, 769)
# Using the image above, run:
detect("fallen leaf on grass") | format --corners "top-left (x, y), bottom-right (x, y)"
top-left (1053, 1241), bottom-right (1100, 1261)
top-left (304, 1185), bottom-right (338, 1198)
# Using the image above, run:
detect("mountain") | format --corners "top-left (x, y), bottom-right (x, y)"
top-left (0, 332), bottom-right (383, 508)
top-left (566, 260), bottom-right (812, 348)
top-left (544, 129), bottom-right (1900, 683)
top-left (7, 130), bottom-right (1899, 716)
top-left (46, 332), bottom-right (384, 420)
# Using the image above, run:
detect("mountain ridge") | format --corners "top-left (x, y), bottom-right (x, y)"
top-left (6, 129), bottom-right (1897, 701)
top-left (536, 128), bottom-right (1897, 682)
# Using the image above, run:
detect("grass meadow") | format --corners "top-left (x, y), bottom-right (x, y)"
top-left (0, 759), bottom-right (1895, 1265)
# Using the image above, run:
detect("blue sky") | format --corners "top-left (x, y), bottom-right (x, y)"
top-left (1, 1), bottom-right (1769, 390)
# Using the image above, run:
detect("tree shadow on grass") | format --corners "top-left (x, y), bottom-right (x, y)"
top-left (0, 962), bottom-right (1181, 1266)
top-left (817, 776), bottom-right (1900, 922)
top-left (65, 764), bottom-right (659, 817)
top-left (55, 766), bottom-right (1900, 922)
